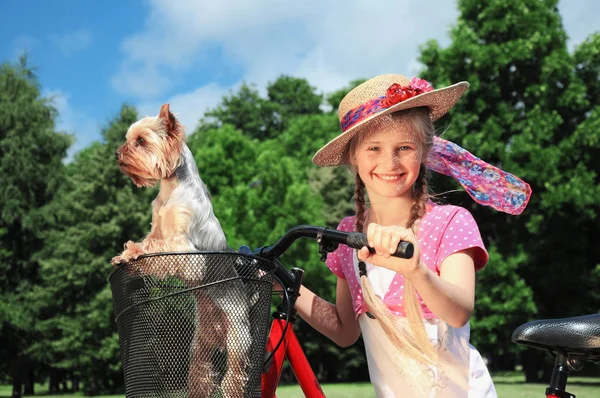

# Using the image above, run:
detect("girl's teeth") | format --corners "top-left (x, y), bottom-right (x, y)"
top-left (378, 174), bottom-right (399, 180)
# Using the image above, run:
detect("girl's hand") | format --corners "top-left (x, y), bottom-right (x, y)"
top-left (357, 223), bottom-right (421, 275)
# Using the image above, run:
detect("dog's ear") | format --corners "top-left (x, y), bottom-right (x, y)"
top-left (159, 103), bottom-right (176, 131)
top-left (158, 103), bottom-right (184, 141)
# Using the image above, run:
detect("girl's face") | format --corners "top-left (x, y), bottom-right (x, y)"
top-left (351, 118), bottom-right (424, 201)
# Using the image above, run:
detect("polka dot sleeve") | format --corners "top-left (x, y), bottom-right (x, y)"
top-left (436, 207), bottom-right (489, 271)
top-left (325, 217), bottom-right (354, 279)
top-left (325, 249), bottom-right (345, 279)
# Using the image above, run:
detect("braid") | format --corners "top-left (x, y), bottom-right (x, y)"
top-left (354, 173), bottom-right (366, 232)
top-left (407, 164), bottom-right (429, 230)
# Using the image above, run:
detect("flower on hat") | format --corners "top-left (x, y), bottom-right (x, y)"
top-left (410, 77), bottom-right (434, 92)
top-left (381, 77), bottom-right (434, 108)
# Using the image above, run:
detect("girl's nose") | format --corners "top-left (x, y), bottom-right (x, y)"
top-left (386, 151), bottom-right (400, 167)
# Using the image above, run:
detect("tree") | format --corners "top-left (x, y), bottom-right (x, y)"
top-left (31, 105), bottom-right (153, 395)
top-left (202, 76), bottom-right (324, 140)
top-left (267, 75), bottom-right (323, 117)
top-left (203, 83), bottom-right (283, 140)
top-left (274, 112), bottom-right (357, 229)
top-left (188, 123), bottom-right (326, 255)
top-left (419, 0), bottom-right (599, 379)
top-left (469, 245), bottom-right (536, 371)
top-left (0, 56), bottom-right (71, 398)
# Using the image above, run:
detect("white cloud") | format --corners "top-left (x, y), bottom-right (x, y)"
top-left (111, 0), bottom-right (458, 100)
top-left (137, 82), bottom-right (231, 133)
top-left (48, 29), bottom-right (93, 56)
top-left (44, 89), bottom-right (100, 160)
top-left (112, 0), bottom-right (600, 121)
top-left (111, 63), bottom-right (173, 98)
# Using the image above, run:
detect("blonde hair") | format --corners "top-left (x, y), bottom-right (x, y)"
top-left (346, 107), bottom-right (441, 367)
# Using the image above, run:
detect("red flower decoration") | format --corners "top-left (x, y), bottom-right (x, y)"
top-left (410, 77), bottom-right (434, 92)
top-left (381, 77), bottom-right (434, 108)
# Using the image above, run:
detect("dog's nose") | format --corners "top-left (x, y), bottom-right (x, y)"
top-left (115, 150), bottom-right (120, 160)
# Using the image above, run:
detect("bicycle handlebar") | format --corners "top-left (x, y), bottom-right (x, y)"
top-left (255, 225), bottom-right (414, 260)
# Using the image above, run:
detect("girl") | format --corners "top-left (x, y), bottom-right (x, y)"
top-left (294, 74), bottom-right (531, 397)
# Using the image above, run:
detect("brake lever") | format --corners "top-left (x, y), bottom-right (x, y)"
top-left (316, 231), bottom-right (339, 262)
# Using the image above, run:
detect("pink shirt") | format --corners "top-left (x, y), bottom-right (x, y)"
top-left (326, 203), bottom-right (489, 319)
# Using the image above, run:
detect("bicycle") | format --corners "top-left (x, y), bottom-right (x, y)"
top-left (511, 313), bottom-right (600, 398)
top-left (109, 224), bottom-right (412, 398)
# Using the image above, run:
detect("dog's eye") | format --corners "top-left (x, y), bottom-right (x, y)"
top-left (137, 137), bottom-right (145, 145)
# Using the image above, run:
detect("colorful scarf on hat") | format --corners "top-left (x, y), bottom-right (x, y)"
top-left (426, 136), bottom-right (531, 215)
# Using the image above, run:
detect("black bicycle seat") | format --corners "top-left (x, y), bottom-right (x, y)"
top-left (511, 314), bottom-right (600, 360)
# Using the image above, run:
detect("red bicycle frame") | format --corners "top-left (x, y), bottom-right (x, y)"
top-left (261, 318), bottom-right (326, 398)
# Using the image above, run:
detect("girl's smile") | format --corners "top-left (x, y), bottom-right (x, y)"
top-left (373, 173), bottom-right (405, 182)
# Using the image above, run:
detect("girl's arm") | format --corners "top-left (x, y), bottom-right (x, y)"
top-left (404, 249), bottom-right (476, 328)
top-left (295, 277), bottom-right (361, 347)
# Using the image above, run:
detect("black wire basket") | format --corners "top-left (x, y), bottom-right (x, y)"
top-left (109, 252), bottom-right (276, 398)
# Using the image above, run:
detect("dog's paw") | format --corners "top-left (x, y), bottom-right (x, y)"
top-left (123, 241), bottom-right (145, 259)
top-left (111, 241), bottom-right (145, 267)
top-left (111, 255), bottom-right (125, 267)
top-left (120, 248), bottom-right (144, 263)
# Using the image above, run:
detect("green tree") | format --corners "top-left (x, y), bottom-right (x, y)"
top-left (203, 76), bottom-right (324, 140)
top-left (274, 112), bottom-right (357, 229)
top-left (188, 123), bottom-right (325, 255)
top-left (267, 75), bottom-right (323, 116)
top-left (0, 56), bottom-right (71, 398)
top-left (277, 113), bottom-right (339, 166)
top-left (574, 33), bottom-right (600, 110)
top-left (203, 83), bottom-right (283, 140)
top-left (31, 105), bottom-right (153, 395)
top-left (419, 0), bottom-right (599, 378)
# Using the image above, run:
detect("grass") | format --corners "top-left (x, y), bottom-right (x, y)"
top-left (278, 376), bottom-right (600, 397)
top-left (2, 374), bottom-right (600, 397)
top-left (491, 372), bottom-right (600, 398)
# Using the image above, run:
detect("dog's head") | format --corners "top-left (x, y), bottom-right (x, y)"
top-left (116, 104), bottom-right (186, 187)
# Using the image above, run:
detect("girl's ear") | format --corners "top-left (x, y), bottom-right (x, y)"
top-left (349, 153), bottom-right (357, 166)
top-left (418, 144), bottom-right (428, 164)
top-left (349, 145), bottom-right (359, 166)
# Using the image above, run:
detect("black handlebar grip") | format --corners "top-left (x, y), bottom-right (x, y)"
top-left (346, 232), bottom-right (414, 259)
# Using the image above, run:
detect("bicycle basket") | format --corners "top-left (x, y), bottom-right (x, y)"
top-left (109, 252), bottom-right (275, 398)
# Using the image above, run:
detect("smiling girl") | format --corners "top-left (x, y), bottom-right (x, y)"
top-left (291, 74), bottom-right (531, 397)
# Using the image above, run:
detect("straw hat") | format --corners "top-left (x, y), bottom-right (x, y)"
top-left (312, 74), bottom-right (469, 167)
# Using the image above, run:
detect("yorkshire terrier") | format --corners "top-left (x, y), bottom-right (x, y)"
top-left (112, 104), bottom-right (252, 397)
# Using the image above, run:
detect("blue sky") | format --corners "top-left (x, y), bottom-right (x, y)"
top-left (1, 0), bottom-right (599, 158)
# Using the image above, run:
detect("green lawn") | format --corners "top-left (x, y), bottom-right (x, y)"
top-left (2, 374), bottom-right (600, 397)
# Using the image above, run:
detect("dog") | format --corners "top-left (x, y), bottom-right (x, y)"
top-left (112, 104), bottom-right (253, 398)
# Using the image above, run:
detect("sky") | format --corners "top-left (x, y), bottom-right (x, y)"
top-left (1, 0), bottom-right (599, 159)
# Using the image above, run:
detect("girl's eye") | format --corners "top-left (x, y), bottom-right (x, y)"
top-left (368, 146), bottom-right (379, 151)
top-left (398, 146), bottom-right (411, 151)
